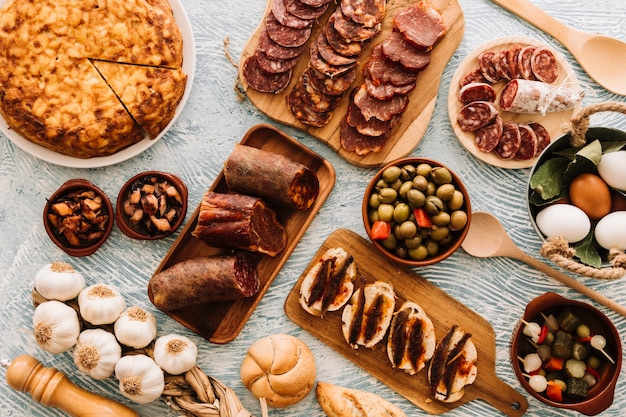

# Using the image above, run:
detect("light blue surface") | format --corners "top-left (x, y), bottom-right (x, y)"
top-left (1, 0), bottom-right (626, 416)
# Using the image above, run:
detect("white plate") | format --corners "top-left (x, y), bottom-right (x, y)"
top-left (0, 0), bottom-right (195, 168)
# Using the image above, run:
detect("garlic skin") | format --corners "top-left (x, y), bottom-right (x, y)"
top-left (115, 354), bottom-right (164, 404)
top-left (33, 300), bottom-right (80, 354)
top-left (78, 284), bottom-right (126, 325)
top-left (73, 328), bottom-right (122, 380)
top-left (153, 334), bottom-right (197, 375)
top-left (34, 261), bottom-right (85, 301)
top-left (114, 306), bottom-right (157, 349)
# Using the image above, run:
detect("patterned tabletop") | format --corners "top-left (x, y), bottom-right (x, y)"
top-left (1, 0), bottom-right (625, 416)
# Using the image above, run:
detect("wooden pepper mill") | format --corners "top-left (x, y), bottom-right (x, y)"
top-left (6, 355), bottom-right (139, 417)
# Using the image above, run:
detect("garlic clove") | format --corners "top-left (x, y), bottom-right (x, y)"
top-left (73, 328), bottom-right (122, 380)
top-left (115, 354), bottom-right (164, 404)
top-left (114, 306), bottom-right (157, 349)
top-left (34, 262), bottom-right (86, 301)
top-left (33, 300), bottom-right (80, 354)
top-left (153, 334), bottom-right (197, 375)
top-left (78, 283), bottom-right (126, 325)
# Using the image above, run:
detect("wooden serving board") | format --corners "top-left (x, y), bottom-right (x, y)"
top-left (285, 228), bottom-right (528, 416)
top-left (150, 124), bottom-right (336, 344)
top-left (239, 0), bottom-right (465, 168)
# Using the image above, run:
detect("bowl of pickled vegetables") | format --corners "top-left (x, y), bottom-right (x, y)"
top-left (512, 292), bottom-right (622, 415)
top-left (362, 157), bottom-right (471, 267)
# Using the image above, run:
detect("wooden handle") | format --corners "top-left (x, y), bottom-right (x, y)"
top-left (489, 0), bottom-right (574, 42)
top-left (6, 355), bottom-right (139, 417)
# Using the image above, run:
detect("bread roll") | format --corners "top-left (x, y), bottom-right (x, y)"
top-left (316, 382), bottom-right (407, 417)
top-left (240, 334), bottom-right (316, 408)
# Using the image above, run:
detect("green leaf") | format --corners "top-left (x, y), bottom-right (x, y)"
top-left (574, 232), bottom-right (602, 268)
top-left (577, 139), bottom-right (603, 165)
top-left (601, 140), bottom-right (626, 153)
top-left (529, 157), bottom-right (569, 200)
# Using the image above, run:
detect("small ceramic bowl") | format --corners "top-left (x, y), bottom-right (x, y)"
top-left (43, 179), bottom-right (114, 257)
top-left (115, 171), bottom-right (188, 240)
top-left (362, 157), bottom-right (471, 267)
top-left (511, 292), bottom-right (622, 415)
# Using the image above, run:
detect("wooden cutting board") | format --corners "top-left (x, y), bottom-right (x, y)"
top-left (285, 228), bottom-right (528, 416)
top-left (238, 0), bottom-right (465, 168)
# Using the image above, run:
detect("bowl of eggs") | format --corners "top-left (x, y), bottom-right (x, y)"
top-left (511, 292), bottom-right (621, 415)
top-left (527, 126), bottom-right (626, 270)
top-left (362, 157), bottom-right (471, 267)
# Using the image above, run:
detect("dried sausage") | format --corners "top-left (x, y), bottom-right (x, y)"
top-left (332, 6), bottom-right (380, 42)
top-left (346, 94), bottom-right (398, 136)
top-left (265, 11), bottom-right (312, 47)
top-left (456, 101), bottom-right (498, 131)
top-left (365, 76), bottom-right (415, 100)
top-left (255, 49), bottom-right (300, 74)
top-left (459, 68), bottom-right (488, 88)
top-left (474, 116), bottom-right (503, 153)
top-left (514, 124), bottom-right (538, 160)
top-left (499, 79), bottom-right (582, 114)
top-left (363, 45), bottom-right (417, 87)
top-left (478, 51), bottom-right (499, 83)
top-left (288, 83), bottom-right (332, 127)
top-left (493, 121), bottom-right (522, 160)
top-left (242, 53), bottom-right (291, 93)
top-left (458, 82), bottom-right (496, 105)
top-left (306, 66), bottom-right (356, 96)
top-left (531, 46), bottom-right (558, 83)
top-left (381, 29), bottom-right (432, 71)
top-left (340, 0), bottom-right (385, 28)
top-left (258, 29), bottom-right (306, 60)
top-left (296, 69), bottom-right (343, 112)
top-left (284, 0), bottom-right (330, 20)
top-left (339, 119), bottom-right (389, 155)
top-left (309, 36), bottom-right (355, 76)
top-left (353, 84), bottom-right (409, 122)
top-left (529, 121), bottom-right (551, 156)
top-left (324, 13), bottom-right (362, 57)
top-left (316, 31), bottom-right (358, 66)
top-left (517, 46), bottom-right (536, 80)
top-left (394, 3), bottom-right (445, 50)
top-left (272, 0), bottom-right (313, 29)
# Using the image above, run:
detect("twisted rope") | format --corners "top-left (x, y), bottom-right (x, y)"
top-left (567, 101), bottom-right (626, 147)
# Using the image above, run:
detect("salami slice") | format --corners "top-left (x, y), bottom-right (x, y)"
top-left (340, 0), bottom-right (385, 28)
top-left (300, 0), bottom-right (331, 6)
top-left (456, 101), bottom-right (498, 131)
top-left (365, 75), bottom-right (415, 100)
top-left (458, 82), bottom-right (496, 104)
top-left (284, 0), bottom-right (330, 20)
top-left (528, 122), bottom-right (551, 156)
top-left (242, 54), bottom-right (291, 93)
top-left (353, 83), bottom-right (409, 122)
top-left (306, 66), bottom-right (356, 96)
top-left (478, 51), bottom-right (499, 83)
top-left (381, 29), bottom-right (432, 71)
top-left (258, 28), bottom-right (306, 60)
top-left (309, 36), bottom-right (355, 76)
top-left (474, 116), bottom-right (503, 152)
top-left (297, 70), bottom-right (343, 112)
top-left (272, 0), bottom-right (313, 29)
top-left (325, 13), bottom-right (362, 57)
top-left (491, 49), bottom-right (512, 81)
top-left (316, 31), bottom-right (358, 66)
top-left (255, 49), bottom-right (300, 74)
top-left (516, 45), bottom-right (536, 80)
top-left (340, 118), bottom-right (389, 155)
top-left (515, 124), bottom-right (538, 160)
top-left (499, 79), bottom-right (582, 114)
top-left (346, 93), bottom-right (397, 136)
top-left (363, 45), bottom-right (417, 87)
top-left (224, 144), bottom-right (320, 210)
top-left (493, 121), bottom-right (522, 160)
top-left (507, 43), bottom-right (523, 79)
top-left (531, 47), bottom-right (559, 83)
top-left (265, 11), bottom-right (312, 47)
top-left (149, 253), bottom-right (260, 311)
top-left (394, 3), bottom-right (445, 50)
top-left (459, 68), bottom-right (488, 88)
top-left (288, 84), bottom-right (332, 127)
top-left (333, 6), bottom-right (380, 42)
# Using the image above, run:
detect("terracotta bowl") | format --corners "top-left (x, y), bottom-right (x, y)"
top-left (115, 171), bottom-right (188, 240)
top-left (362, 157), bottom-right (471, 267)
top-left (511, 292), bottom-right (622, 415)
top-left (43, 179), bottom-right (114, 257)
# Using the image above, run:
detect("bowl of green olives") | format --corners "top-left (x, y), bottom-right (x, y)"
top-left (362, 157), bottom-right (471, 267)
top-left (512, 292), bottom-right (621, 415)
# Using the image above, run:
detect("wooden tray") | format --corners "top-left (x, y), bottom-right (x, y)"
top-left (448, 36), bottom-right (581, 169)
top-left (285, 228), bottom-right (528, 416)
top-left (150, 124), bottom-right (336, 344)
top-left (239, 0), bottom-right (465, 168)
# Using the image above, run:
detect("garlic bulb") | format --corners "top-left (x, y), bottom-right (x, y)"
top-left (114, 306), bottom-right (157, 349)
top-left (153, 334), bottom-right (197, 375)
top-left (34, 262), bottom-right (85, 301)
top-left (73, 328), bottom-right (122, 380)
top-left (33, 300), bottom-right (80, 354)
top-left (78, 283), bottom-right (126, 325)
top-left (115, 354), bottom-right (164, 404)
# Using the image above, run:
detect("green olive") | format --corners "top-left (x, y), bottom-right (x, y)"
top-left (431, 211), bottom-right (450, 227)
top-left (449, 210), bottom-right (468, 231)
top-left (425, 240), bottom-right (439, 256)
top-left (412, 175), bottom-right (428, 191)
top-left (377, 203), bottom-right (395, 222)
top-left (378, 188), bottom-right (397, 204)
top-left (368, 193), bottom-right (381, 209)
top-left (395, 245), bottom-right (409, 259)
top-left (375, 178), bottom-right (388, 192)
top-left (435, 183), bottom-right (456, 201)
top-left (425, 182), bottom-right (437, 196)
top-left (431, 167), bottom-right (453, 185)
top-left (391, 179), bottom-right (402, 191)
top-left (398, 181), bottom-right (414, 199)
top-left (393, 203), bottom-right (410, 223)
top-left (406, 189), bottom-right (426, 208)
top-left (380, 234), bottom-right (398, 251)
top-left (405, 234), bottom-right (422, 249)
top-left (368, 209), bottom-right (379, 223)
top-left (382, 166), bottom-right (402, 183)
top-left (430, 226), bottom-right (450, 241)
top-left (408, 244), bottom-right (428, 261)
top-left (400, 164), bottom-right (416, 180)
top-left (424, 195), bottom-right (444, 215)
top-left (398, 220), bottom-right (417, 239)
top-left (416, 163), bottom-right (432, 177)
top-left (448, 190), bottom-right (465, 211)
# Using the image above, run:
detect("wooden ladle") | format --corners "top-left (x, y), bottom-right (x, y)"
top-left (490, 0), bottom-right (626, 95)
top-left (461, 211), bottom-right (626, 317)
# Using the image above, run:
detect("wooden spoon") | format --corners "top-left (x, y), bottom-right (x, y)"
top-left (461, 211), bottom-right (626, 317)
top-left (490, 0), bottom-right (626, 95)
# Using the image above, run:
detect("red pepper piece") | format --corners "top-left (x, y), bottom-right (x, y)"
top-left (370, 220), bottom-right (391, 240)
top-left (586, 366), bottom-right (601, 379)
top-left (575, 335), bottom-right (592, 343)
top-left (537, 325), bottom-right (549, 344)
top-left (414, 208), bottom-right (433, 228)
top-left (546, 381), bottom-right (563, 402)
top-left (544, 356), bottom-right (564, 372)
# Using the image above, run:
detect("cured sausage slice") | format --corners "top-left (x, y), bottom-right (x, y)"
top-left (310, 36), bottom-right (355, 76)
top-left (297, 70), bottom-right (343, 112)
top-left (458, 82), bottom-right (496, 104)
top-left (258, 28), bottom-right (306, 60)
top-left (265, 11), bottom-right (312, 47)
top-left (528, 121), bottom-right (551, 156)
top-left (224, 144), bottom-right (320, 210)
top-left (340, 0), bottom-right (385, 28)
top-left (300, 0), bottom-right (332, 6)
top-left (459, 68), bottom-right (488, 88)
top-left (499, 79), bottom-right (582, 114)
top-left (340, 119), bottom-right (389, 155)
top-left (353, 84), bottom-right (409, 121)
top-left (255, 49), bottom-right (300, 74)
top-left (474, 116), bottom-right (503, 153)
top-left (332, 6), bottom-right (380, 42)
top-left (381, 29), bottom-right (432, 71)
top-left (514, 124), bottom-right (538, 161)
top-left (288, 84), bottom-right (332, 127)
top-left (346, 95), bottom-right (398, 136)
top-left (365, 76), bottom-right (415, 100)
top-left (285, 0), bottom-right (330, 20)
top-left (478, 51), bottom-right (499, 83)
top-left (507, 43), bottom-right (523, 79)
top-left (242, 54), bottom-right (291, 93)
top-left (272, 0), bottom-right (313, 29)
top-left (491, 49), bottom-right (512, 81)
top-left (493, 121), bottom-right (522, 160)
top-left (316, 31), bottom-right (358, 66)
top-left (363, 45), bottom-right (417, 87)
top-left (517, 46), bottom-right (536, 80)
top-left (456, 101), bottom-right (498, 131)
top-left (394, 3), bottom-right (445, 50)
top-left (325, 13), bottom-right (362, 57)
top-left (149, 253), bottom-right (260, 311)
top-left (531, 46), bottom-right (558, 83)
top-left (306, 66), bottom-right (356, 96)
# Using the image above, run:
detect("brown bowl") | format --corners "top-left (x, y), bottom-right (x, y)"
top-left (115, 171), bottom-right (188, 240)
top-left (43, 179), bottom-right (114, 257)
top-left (511, 292), bottom-right (622, 415)
top-left (362, 157), bottom-right (471, 267)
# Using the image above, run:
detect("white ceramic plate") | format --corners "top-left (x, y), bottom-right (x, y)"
top-left (0, 0), bottom-right (195, 168)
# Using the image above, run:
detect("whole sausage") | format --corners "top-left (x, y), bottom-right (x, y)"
top-left (149, 253), bottom-right (260, 311)
top-left (499, 79), bottom-right (583, 114)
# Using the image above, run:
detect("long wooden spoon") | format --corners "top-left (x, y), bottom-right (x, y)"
top-left (461, 211), bottom-right (626, 317)
top-left (490, 0), bottom-right (626, 95)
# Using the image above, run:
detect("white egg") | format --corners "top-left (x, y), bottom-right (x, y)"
top-left (594, 211), bottom-right (626, 250)
top-left (597, 151), bottom-right (626, 191)
top-left (535, 204), bottom-right (591, 243)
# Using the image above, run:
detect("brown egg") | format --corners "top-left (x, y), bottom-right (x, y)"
top-left (568, 173), bottom-right (612, 220)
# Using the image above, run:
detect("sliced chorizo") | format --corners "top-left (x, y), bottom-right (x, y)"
top-left (309, 36), bottom-right (355, 76)
top-left (272, 0), bottom-right (313, 29)
top-left (517, 46), bottom-right (537, 80)
top-left (353, 83), bottom-right (409, 122)
top-left (514, 124), bottom-right (538, 160)
top-left (478, 50), bottom-right (499, 83)
top-left (297, 70), bottom-right (343, 112)
top-left (340, 0), bottom-right (385, 28)
top-left (258, 28), bottom-right (306, 60)
top-left (459, 68), bottom-right (488, 88)
top-left (493, 121), bottom-right (522, 160)
top-left (458, 82), bottom-right (496, 104)
top-left (340, 118), bottom-right (389, 155)
top-left (288, 83), bottom-right (332, 127)
top-left (255, 49), bottom-right (300, 74)
top-left (316, 31), bottom-right (358, 66)
top-left (306, 66), bottom-right (356, 96)
top-left (528, 121), bottom-right (551, 156)
top-left (265, 11), bottom-right (312, 47)
top-left (325, 13), bottom-right (362, 57)
top-left (284, 0), bottom-right (330, 20)
top-left (474, 116), bottom-right (503, 153)
top-left (242, 53), bottom-right (291, 93)
top-left (531, 46), bottom-right (559, 83)
top-left (456, 101), bottom-right (498, 131)
top-left (332, 6), bottom-right (380, 42)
